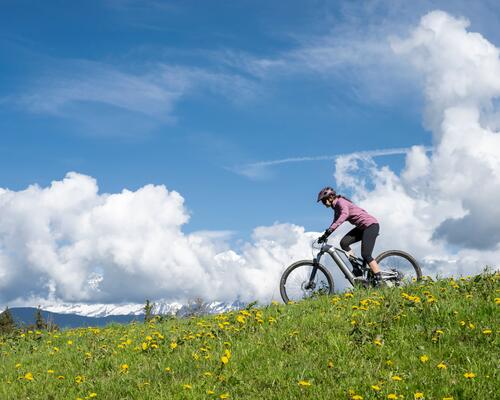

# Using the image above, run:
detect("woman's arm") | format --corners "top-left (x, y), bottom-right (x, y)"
top-left (328, 199), bottom-right (349, 233)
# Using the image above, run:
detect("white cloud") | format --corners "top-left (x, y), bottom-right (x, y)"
top-left (333, 10), bottom-right (500, 275)
top-left (14, 60), bottom-right (259, 135)
top-left (232, 147), bottom-right (431, 180)
top-left (0, 172), bottom-right (315, 307)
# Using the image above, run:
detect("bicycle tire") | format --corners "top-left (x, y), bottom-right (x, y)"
top-left (375, 250), bottom-right (422, 286)
top-left (279, 260), bottom-right (334, 304)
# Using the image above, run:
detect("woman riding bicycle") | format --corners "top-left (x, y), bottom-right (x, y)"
top-left (316, 186), bottom-right (383, 286)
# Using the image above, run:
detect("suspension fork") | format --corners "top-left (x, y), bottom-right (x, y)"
top-left (305, 251), bottom-right (325, 288)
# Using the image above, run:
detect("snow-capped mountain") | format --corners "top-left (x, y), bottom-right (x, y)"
top-left (43, 299), bottom-right (245, 318)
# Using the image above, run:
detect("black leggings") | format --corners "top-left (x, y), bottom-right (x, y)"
top-left (339, 223), bottom-right (380, 264)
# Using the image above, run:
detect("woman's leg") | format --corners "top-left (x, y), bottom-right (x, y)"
top-left (340, 227), bottom-right (363, 254)
top-left (361, 224), bottom-right (380, 274)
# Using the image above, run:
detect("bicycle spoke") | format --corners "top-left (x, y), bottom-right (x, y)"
top-left (283, 264), bottom-right (332, 302)
top-left (378, 255), bottom-right (419, 286)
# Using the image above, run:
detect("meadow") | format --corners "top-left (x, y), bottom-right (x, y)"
top-left (0, 272), bottom-right (498, 400)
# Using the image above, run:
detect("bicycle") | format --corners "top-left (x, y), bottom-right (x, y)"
top-left (279, 238), bottom-right (422, 303)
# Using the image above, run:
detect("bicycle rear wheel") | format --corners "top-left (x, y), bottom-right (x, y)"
top-left (375, 250), bottom-right (422, 286)
top-left (279, 260), bottom-right (334, 303)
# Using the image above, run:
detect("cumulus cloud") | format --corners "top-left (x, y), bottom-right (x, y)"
top-left (0, 172), bottom-right (315, 306)
top-left (334, 10), bottom-right (500, 275)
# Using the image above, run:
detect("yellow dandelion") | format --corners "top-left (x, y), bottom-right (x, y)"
top-left (75, 375), bottom-right (84, 384)
top-left (47, 370), bottom-right (55, 374)
top-left (88, 393), bottom-right (97, 398)
top-left (15, 363), bottom-right (22, 369)
top-left (57, 375), bottom-right (65, 380)
top-left (24, 372), bottom-right (34, 381)
top-left (437, 362), bottom-right (447, 370)
top-left (483, 329), bottom-right (492, 335)
top-left (463, 372), bottom-right (476, 379)
top-left (298, 380), bottom-right (312, 387)
top-left (420, 355), bottom-right (429, 363)
top-left (120, 364), bottom-right (129, 373)
top-left (204, 372), bottom-right (213, 377)
top-left (371, 385), bottom-right (381, 391)
top-left (351, 395), bottom-right (363, 400)
top-left (386, 360), bottom-right (394, 366)
top-left (183, 384), bottom-right (192, 390)
top-left (388, 394), bottom-right (398, 400)
top-left (391, 375), bottom-right (402, 381)
top-left (207, 390), bottom-right (215, 395)
top-left (414, 392), bottom-right (424, 399)
top-left (220, 394), bottom-right (230, 399)
top-left (373, 339), bottom-right (383, 346)
top-left (327, 361), bottom-right (334, 368)
top-left (164, 367), bottom-right (172, 373)
top-left (170, 342), bottom-right (177, 350)
top-left (495, 298), bottom-right (500, 305)
top-left (442, 397), bottom-right (454, 400)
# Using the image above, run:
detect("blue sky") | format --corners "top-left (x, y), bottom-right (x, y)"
top-left (0, 0), bottom-right (498, 239)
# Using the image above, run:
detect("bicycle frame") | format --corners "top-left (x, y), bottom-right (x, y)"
top-left (308, 243), bottom-right (401, 289)
top-left (312, 244), bottom-right (362, 287)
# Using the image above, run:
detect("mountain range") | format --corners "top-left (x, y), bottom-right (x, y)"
top-left (6, 300), bottom-right (246, 329)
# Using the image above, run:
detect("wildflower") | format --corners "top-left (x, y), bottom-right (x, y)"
top-left (298, 380), bottom-right (312, 387)
top-left (463, 372), bottom-right (476, 379)
top-left (15, 363), bottom-right (22, 369)
top-left (495, 298), bottom-right (500, 305)
top-left (385, 360), bottom-right (394, 366)
top-left (388, 394), bottom-right (398, 400)
top-left (373, 339), bottom-right (383, 346)
top-left (47, 370), bottom-right (55, 374)
top-left (170, 342), bottom-right (177, 350)
top-left (371, 385), bottom-right (381, 391)
top-left (221, 355), bottom-right (229, 365)
top-left (236, 315), bottom-right (246, 324)
top-left (120, 364), bottom-right (129, 373)
top-left (420, 355), bottom-right (429, 363)
top-left (88, 393), bottom-right (97, 398)
top-left (344, 292), bottom-right (354, 298)
top-left (414, 393), bottom-right (424, 399)
top-left (483, 329), bottom-right (492, 335)
top-left (164, 367), bottom-right (172, 373)
top-left (183, 384), bottom-right (192, 390)
top-left (75, 375), bottom-right (84, 384)
top-left (141, 342), bottom-right (148, 351)
top-left (204, 372), bottom-right (213, 377)
top-left (442, 397), bottom-right (454, 400)
top-left (391, 375), bottom-right (402, 381)
top-left (327, 361), bottom-right (334, 368)
top-left (207, 390), bottom-right (215, 395)
top-left (220, 394), bottom-right (230, 399)
top-left (57, 375), bottom-right (65, 380)
top-left (24, 372), bottom-right (34, 381)
top-left (437, 362), bottom-right (447, 370)
top-left (351, 395), bottom-right (363, 400)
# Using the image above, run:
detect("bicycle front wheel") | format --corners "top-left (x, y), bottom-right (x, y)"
top-left (375, 250), bottom-right (422, 286)
top-left (279, 260), bottom-right (334, 304)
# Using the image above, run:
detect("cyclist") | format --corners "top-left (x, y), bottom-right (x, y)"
top-left (316, 186), bottom-right (383, 286)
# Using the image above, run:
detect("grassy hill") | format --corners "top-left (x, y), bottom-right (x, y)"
top-left (0, 272), bottom-right (498, 400)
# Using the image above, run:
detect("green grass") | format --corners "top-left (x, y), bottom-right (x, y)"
top-left (1, 272), bottom-right (498, 400)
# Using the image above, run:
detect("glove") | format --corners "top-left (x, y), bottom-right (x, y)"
top-left (317, 229), bottom-right (332, 244)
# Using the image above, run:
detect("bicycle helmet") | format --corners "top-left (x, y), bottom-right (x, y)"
top-left (317, 186), bottom-right (336, 202)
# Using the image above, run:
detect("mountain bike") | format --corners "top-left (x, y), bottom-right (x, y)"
top-left (279, 239), bottom-right (422, 303)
